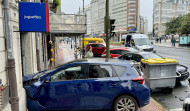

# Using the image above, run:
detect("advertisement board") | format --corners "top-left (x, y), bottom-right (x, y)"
top-left (19, 2), bottom-right (49, 32)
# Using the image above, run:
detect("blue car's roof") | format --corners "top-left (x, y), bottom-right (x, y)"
top-left (63, 58), bottom-right (133, 66)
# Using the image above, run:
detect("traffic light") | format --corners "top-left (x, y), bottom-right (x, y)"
top-left (110, 19), bottom-right (115, 37)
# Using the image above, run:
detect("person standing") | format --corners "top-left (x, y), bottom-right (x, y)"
top-left (159, 37), bottom-right (162, 43)
top-left (85, 46), bottom-right (94, 58)
top-left (171, 36), bottom-right (174, 46)
top-left (173, 37), bottom-right (176, 47)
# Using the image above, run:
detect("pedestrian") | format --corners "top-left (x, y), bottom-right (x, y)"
top-left (159, 37), bottom-right (161, 43)
top-left (85, 46), bottom-right (94, 58)
top-left (173, 37), bottom-right (176, 47)
top-left (171, 36), bottom-right (174, 46)
top-left (164, 36), bottom-right (166, 42)
top-left (125, 41), bottom-right (131, 47)
top-left (156, 38), bottom-right (159, 43)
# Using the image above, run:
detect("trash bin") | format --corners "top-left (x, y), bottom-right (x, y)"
top-left (141, 58), bottom-right (179, 90)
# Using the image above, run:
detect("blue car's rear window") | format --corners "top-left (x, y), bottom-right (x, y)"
top-left (112, 65), bottom-right (127, 77)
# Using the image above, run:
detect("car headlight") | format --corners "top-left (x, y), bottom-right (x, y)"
top-left (139, 49), bottom-right (143, 52)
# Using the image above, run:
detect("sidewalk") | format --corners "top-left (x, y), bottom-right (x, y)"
top-left (55, 42), bottom-right (76, 67)
top-left (154, 39), bottom-right (190, 50)
top-left (55, 42), bottom-right (167, 111)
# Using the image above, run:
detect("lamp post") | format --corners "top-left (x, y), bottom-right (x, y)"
top-left (105, 0), bottom-right (110, 58)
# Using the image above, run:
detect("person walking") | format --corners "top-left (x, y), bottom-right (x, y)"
top-left (159, 37), bottom-right (162, 43)
top-left (171, 36), bottom-right (174, 46)
top-left (173, 37), bottom-right (176, 47)
top-left (85, 46), bottom-right (94, 58)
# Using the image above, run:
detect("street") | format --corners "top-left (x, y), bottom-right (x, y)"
top-left (152, 46), bottom-right (190, 110)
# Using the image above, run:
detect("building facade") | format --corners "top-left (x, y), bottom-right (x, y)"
top-left (153, 0), bottom-right (190, 37)
top-left (139, 16), bottom-right (148, 36)
top-left (0, 0), bottom-right (56, 110)
top-left (0, 0), bottom-right (26, 110)
top-left (87, 0), bottom-right (140, 37)
top-left (127, 0), bottom-right (139, 32)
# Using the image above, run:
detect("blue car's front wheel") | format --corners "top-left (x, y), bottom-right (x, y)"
top-left (113, 95), bottom-right (138, 111)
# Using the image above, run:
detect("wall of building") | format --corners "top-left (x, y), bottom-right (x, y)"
top-left (153, 0), bottom-right (190, 37)
top-left (0, 0), bottom-right (27, 110)
top-left (88, 0), bottom-right (140, 36)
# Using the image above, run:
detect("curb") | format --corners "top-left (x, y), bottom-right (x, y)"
top-left (151, 97), bottom-right (168, 111)
top-left (155, 44), bottom-right (190, 50)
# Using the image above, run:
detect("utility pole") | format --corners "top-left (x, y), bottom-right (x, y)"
top-left (3, 0), bottom-right (19, 111)
top-left (105, 0), bottom-right (110, 58)
top-left (83, 0), bottom-right (84, 14)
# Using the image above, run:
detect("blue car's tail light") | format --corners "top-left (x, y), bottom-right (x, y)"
top-left (132, 76), bottom-right (144, 84)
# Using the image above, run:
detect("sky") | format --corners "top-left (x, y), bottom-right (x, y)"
top-left (61, 0), bottom-right (153, 32)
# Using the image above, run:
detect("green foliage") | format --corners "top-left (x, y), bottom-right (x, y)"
top-left (165, 14), bottom-right (190, 35)
top-left (54, 0), bottom-right (61, 10)
top-left (177, 13), bottom-right (190, 35)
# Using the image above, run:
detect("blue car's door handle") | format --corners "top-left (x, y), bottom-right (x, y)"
top-left (76, 84), bottom-right (84, 88)
top-left (110, 82), bottom-right (117, 86)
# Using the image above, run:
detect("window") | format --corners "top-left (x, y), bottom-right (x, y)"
top-left (121, 50), bottom-right (130, 55)
top-left (112, 65), bottom-right (127, 77)
top-left (50, 65), bottom-right (86, 82)
top-left (91, 44), bottom-right (98, 47)
top-left (133, 54), bottom-right (143, 62)
top-left (88, 65), bottom-right (117, 78)
top-left (115, 50), bottom-right (122, 55)
top-left (122, 54), bottom-right (133, 60)
top-left (110, 50), bottom-right (116, 54)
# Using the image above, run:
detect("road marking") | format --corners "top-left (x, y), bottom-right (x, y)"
top-left (170, 108), bottom-right (182, 111)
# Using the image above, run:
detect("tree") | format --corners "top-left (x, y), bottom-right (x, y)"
top-left (54, 0), bottom-right (61, 10)
top-left (165, 13), bottom-right (190, 36)
top-left (165, 16), bottom-right (183, 35)
top-left (177, 13), bottom-right (190, 35)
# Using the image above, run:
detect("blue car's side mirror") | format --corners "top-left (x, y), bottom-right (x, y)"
top-left (44, 77), bottom-right (50, 83)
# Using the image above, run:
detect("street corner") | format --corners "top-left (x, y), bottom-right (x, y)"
top-left (140, 97), bottom-right (168, 111)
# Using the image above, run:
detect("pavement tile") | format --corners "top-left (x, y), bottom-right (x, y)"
top-left (140, 98), bottom-right (167, 111)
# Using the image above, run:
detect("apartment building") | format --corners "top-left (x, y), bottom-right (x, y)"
top-left (127, 0), bottom-right (139, 32)
top-left (153, 0), bottom-right (190, 37)
top-left (88, 0), bottom-right (140, 37)
top-left (139, 16), bottom-right (148, 36)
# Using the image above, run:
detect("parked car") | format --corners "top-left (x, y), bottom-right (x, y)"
top-left (79, 38), bottom-right (105, 50)
top-left (85, 43), bottom-right (106, 56)
top-left (102, 47), bottom-right (139, 58)
top-left (23, 58), bottom-right (150, 111)
top-left (118, 52), bottom-right (189, 83)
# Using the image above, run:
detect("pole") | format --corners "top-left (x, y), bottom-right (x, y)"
top-left (35, 32), bottom-right (41, 71)
top-left (43, 33), bottom-right (47, 70)
top-left (83, 0), bottom-right (84, 14)
top-left (105, 0), bottom-right (110, 58)
top-left (21, 32), bottom-right (26, 76)
top-left (82, 35), bottom-right (85, 58)
top-left (3, 0), bottom-right (19, 110)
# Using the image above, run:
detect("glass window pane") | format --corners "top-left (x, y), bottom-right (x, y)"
top-left (112, 65), bottom-right (127, 77)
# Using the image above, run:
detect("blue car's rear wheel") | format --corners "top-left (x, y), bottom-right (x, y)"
top-left (114, 95), bottom-right (138, 111)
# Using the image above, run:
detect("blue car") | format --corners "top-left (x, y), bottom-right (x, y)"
top-left (23, 58), bottom-right (150, 111)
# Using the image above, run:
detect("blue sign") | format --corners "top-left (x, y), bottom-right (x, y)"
top-left (128, 28), bottom-right (136, 31)
top-left (19, 2), bottom-right (49, 32)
